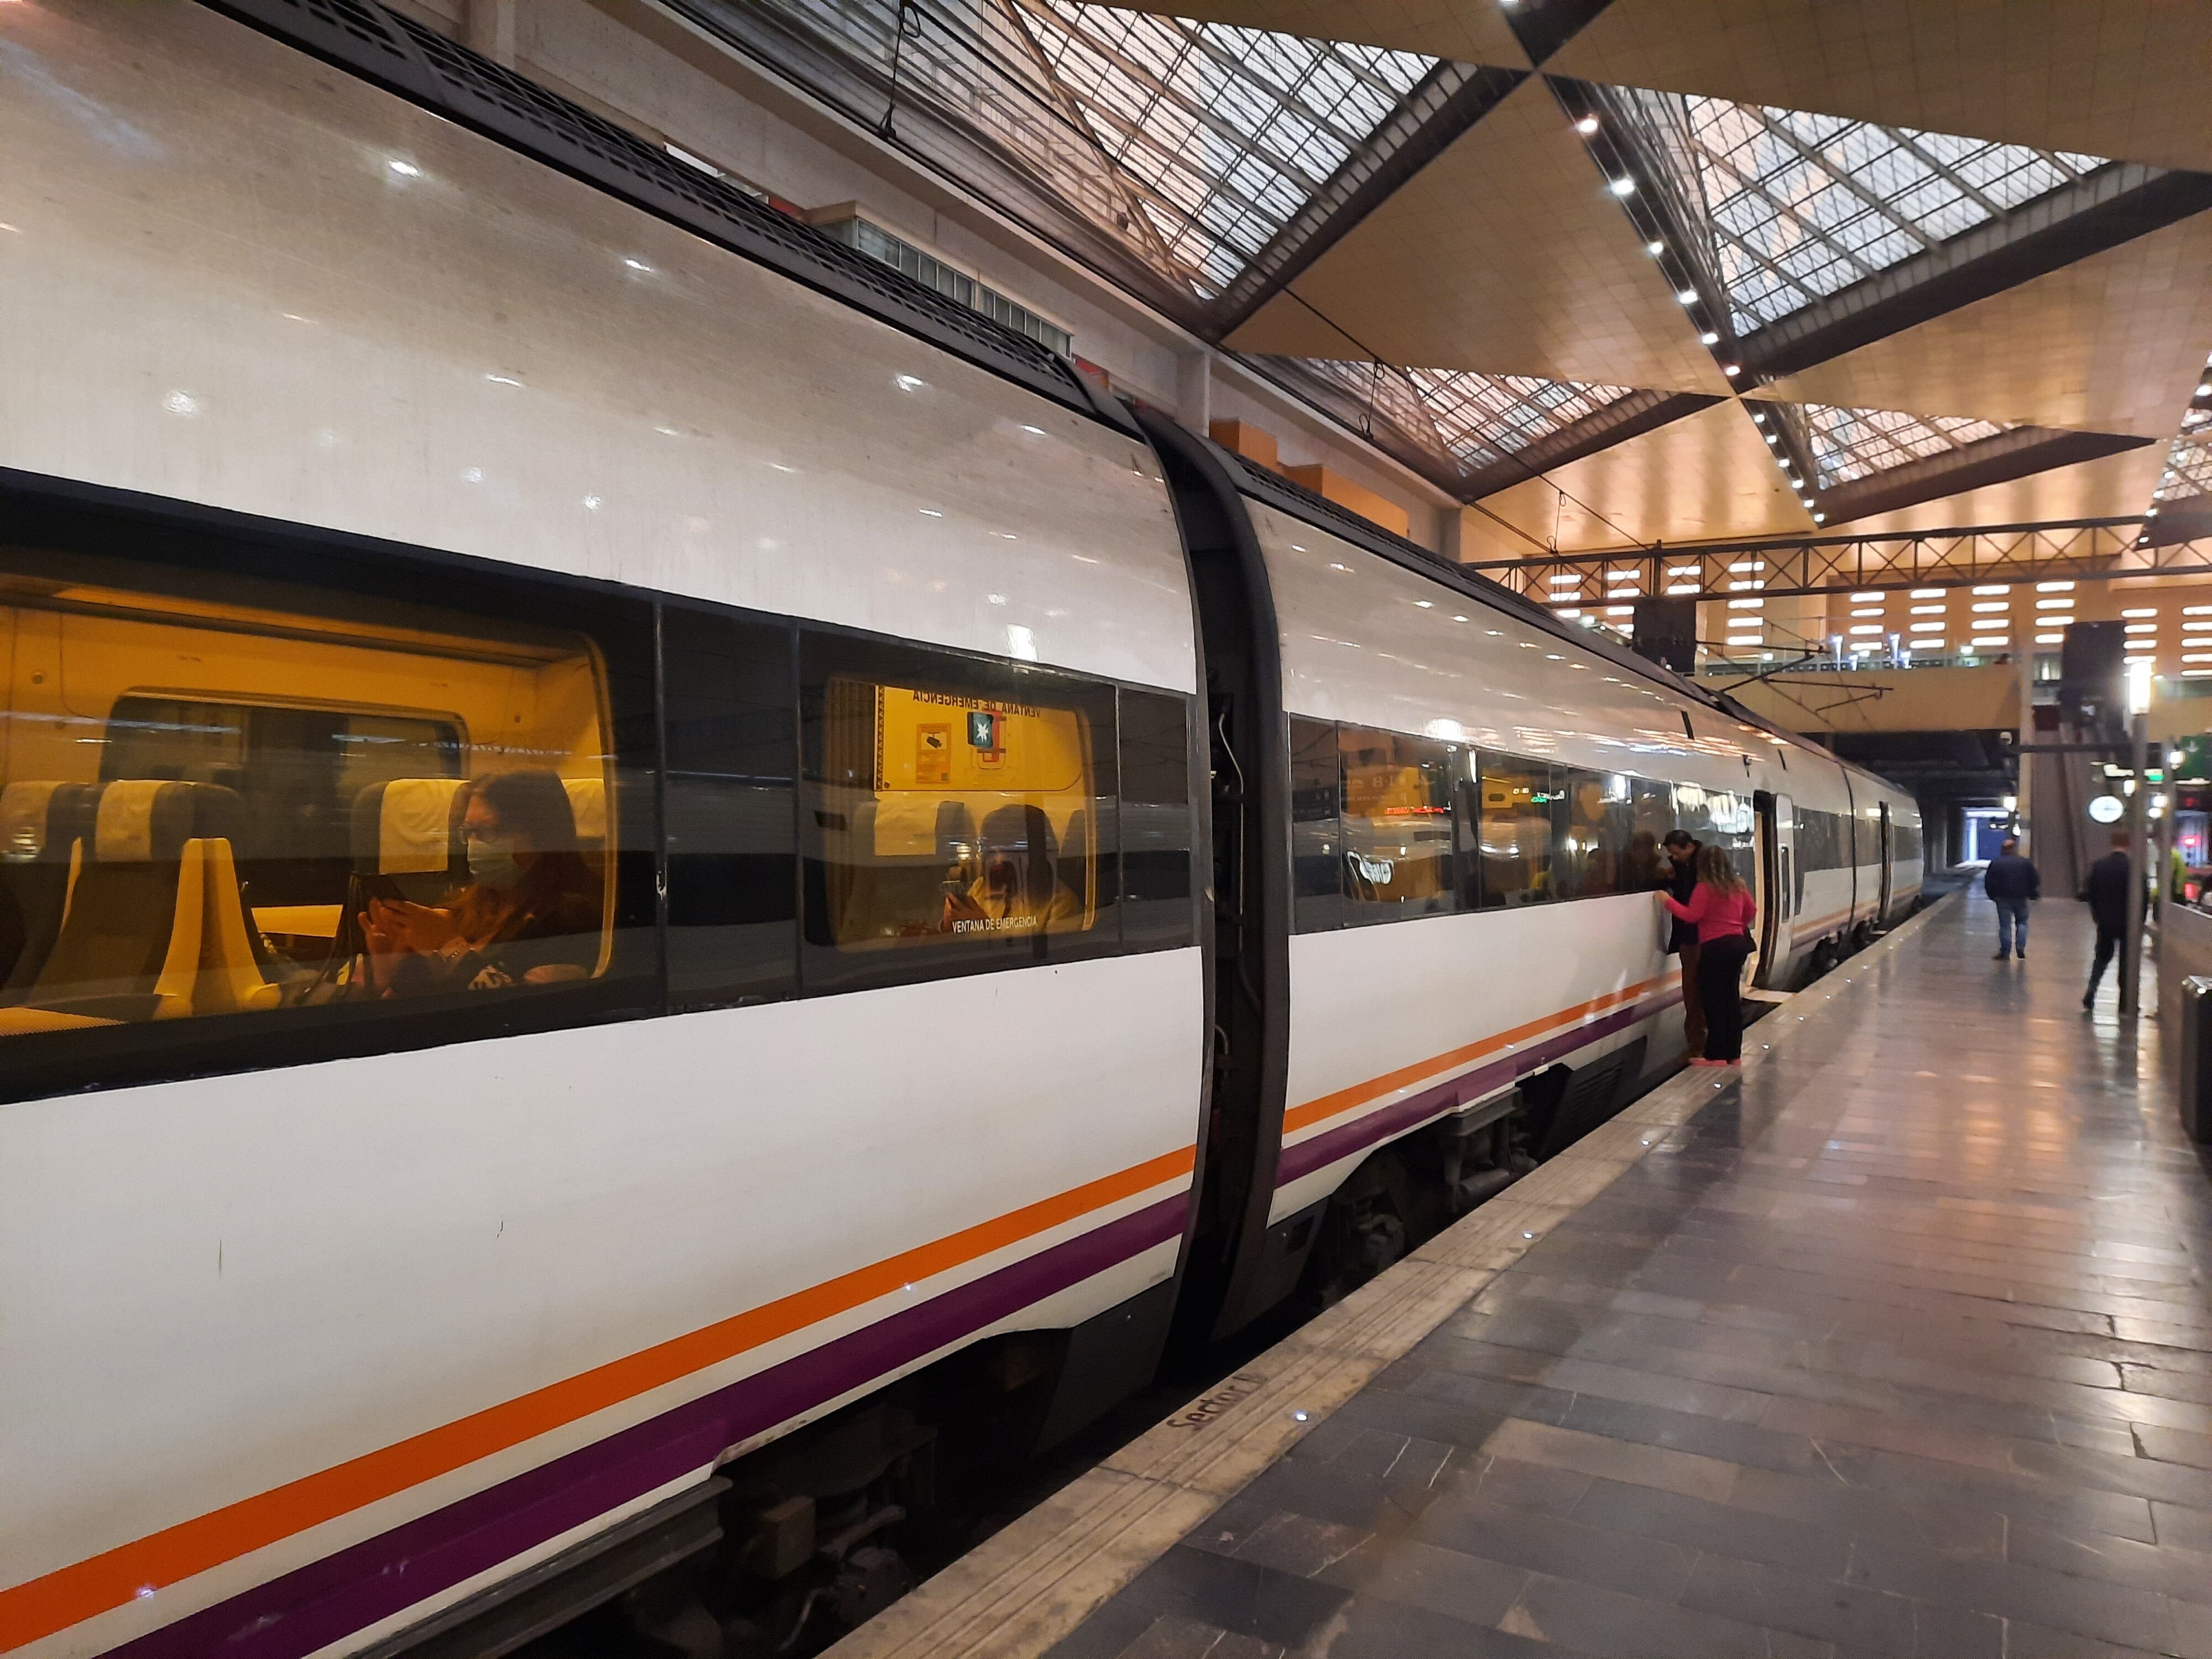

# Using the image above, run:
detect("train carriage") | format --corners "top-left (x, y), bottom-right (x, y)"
top-left (0, 6), bottom-right (1922, 1657)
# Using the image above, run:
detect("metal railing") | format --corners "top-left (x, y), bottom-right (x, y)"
top-left (1468, 518), bottom-right (2212, 602)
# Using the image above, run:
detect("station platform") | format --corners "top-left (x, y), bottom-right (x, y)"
top-left (832, 889), bottom-right (2212, 1659)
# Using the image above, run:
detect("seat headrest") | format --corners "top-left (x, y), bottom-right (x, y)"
top-left (562, 777), bottom-right (607, 847)
top-left (373, 778), bottom-right (468, 875)
top-left (0, 781), bottom-right (62, 862)
top-left (94, 780), bottom-right (199, 863)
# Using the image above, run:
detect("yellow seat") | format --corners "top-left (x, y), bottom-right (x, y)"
top-left (196, 837), bottom-right (283, 1015)
top-left (0, 780), bottom-right (98, 993)
top-left (12, 781), bottom-right (210, 1022)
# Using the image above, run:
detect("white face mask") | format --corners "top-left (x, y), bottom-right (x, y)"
top-left (468, 834), bottom-right (523, 890)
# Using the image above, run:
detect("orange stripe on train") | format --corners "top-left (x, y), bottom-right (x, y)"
top-left (0, 1146), bottom-right (1197, 1651)
top-left (1281, 971), bottom-right (1677, 1140)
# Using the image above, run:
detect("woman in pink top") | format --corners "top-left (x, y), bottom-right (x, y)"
top-left (1661, 843), bottom-right (1756, 1066)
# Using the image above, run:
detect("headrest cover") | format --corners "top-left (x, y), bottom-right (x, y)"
top-left (380, 778), bottom-right (467, 875)
top-left (0, 781), bottom-right (60, 862)
top-left (96, 780), bottom-right (170, 863)
top-left (563, 777), bottom-right (607, 846)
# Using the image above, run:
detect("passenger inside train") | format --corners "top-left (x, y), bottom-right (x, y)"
top-left (814, 678), bottom-right (1102, 952)
top-left (0, 555), bottom-right (625, 1034)
top-left (941, 804), bottom-right (1082, 935)
top-left (349, 769), bottom-right (604, 997)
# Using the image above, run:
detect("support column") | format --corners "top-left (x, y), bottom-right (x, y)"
top-left (2013, 644), bottom-right (2035, 853)
top-left (2124, 709), bottom-right (2148, 1018)
top-left (1175, 347), bottom-right (1211, 435)
top-left (465, 0), bottom-right (518, 66)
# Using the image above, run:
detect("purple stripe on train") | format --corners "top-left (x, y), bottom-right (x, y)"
top-left (1274, 989), bottom-right (1681, 1189)
top-left (105, 1193), bottom-right (1191, 1659)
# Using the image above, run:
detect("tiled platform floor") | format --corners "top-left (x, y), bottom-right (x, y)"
top-left (1049, 893), bottom-right (2212, 1658)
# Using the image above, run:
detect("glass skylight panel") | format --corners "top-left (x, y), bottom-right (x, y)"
top-left (1614, 88), bottom-right (2109, 333)
top-left (1295, 357), bottom-right (1453, 466)
top-left (744, 0), bottom-right (1439, 301)
top-left (2161, 429), bottom-right (2212, 497)
top-left (1015, 1), bottom-right (1437, 294)
top-left (1408, 369), bottom-right (1636, 470)
top-left (1797, 403), bottom-right (2007, 487)
top-left (1296, 361), bottom-right (1639, 474)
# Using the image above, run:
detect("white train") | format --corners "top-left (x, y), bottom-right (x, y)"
top-left (0, 5), bottom-right (1923, 1657)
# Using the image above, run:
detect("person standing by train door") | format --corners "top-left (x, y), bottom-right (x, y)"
top-left (1662, 831), bottom-right (1704, 1056)
top-left (1661, 845), bottom-right (1758, 1066)
top-left (1984, 836), bottom-right (2039, 961)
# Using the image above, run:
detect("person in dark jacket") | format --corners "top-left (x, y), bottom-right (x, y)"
top-left (2080, 830), bottom-right (2134, 1010)
top-left (1662, 830), bottom-right (1704, 1055)
top-left (1983, 836), bottom-right (2039, 961)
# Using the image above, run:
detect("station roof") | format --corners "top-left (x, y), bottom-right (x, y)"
top-left (693, 0), bottom-right (2212, 553)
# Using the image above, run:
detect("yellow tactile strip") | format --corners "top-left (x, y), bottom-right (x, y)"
top-left (822, 895), bottom-right (1960, 1659)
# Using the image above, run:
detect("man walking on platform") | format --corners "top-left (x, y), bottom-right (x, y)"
top-left (1662, 830), bottom-right (1704, 1055)
top-left (2081, 830), bottom-right (2133, 1010)
top-left (1984, 836), bottom-right (2038, 960)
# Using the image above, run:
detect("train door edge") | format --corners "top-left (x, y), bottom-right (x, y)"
top-left (1877, 802), bottom-right (1894, 925)
top-left (1129, 406), bottom-right (1293, 1352)
top-left (1753, 789), bottom-right (1796, 988)
top-left (1841, 767), bottom-right (1861, 930)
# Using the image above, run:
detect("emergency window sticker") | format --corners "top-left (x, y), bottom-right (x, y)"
top-left (917, 723), bottom-right (951, 786)
top-left (969, 708), bottom-right (1003, 768)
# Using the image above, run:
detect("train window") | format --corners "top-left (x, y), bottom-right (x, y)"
top-left (1477, 757), bottom-right (1557, 907)
top-left (1290, 717), bottom-right (1342, 933)
top-left (1560, 769), bottom-right (1638, 896)
top-left (1338, 726), bottom-right (1454, 924)
top-left (1119, 689), bottom-right (1195, 952)
top-left (1629, 777), bottom-right (1674, 889)
top-left (103, 698), bottom-right (464, 905)
top-left (799, 633), bottom-right (1116, 990)
top-left (661, 607), bottom-right (796, 1008)
top-left (0, 539), bottom-right (654, 1062)
top-left (1669, 782), bottom-right (1753, 883)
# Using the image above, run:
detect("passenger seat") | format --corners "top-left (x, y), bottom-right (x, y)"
top-left (560, 776), bottom-right (612, 977)
top-left (351, 778), bottom-right (470, 902)
top-left (562, 776), bottom-right (607, 859)
top-left (6, 780), bottom-right (216, 1022)
top-left (0, 780), bottom-right (98, 994)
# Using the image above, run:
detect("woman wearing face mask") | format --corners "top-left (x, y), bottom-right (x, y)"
top-left (356, 769), bottom-right (604, 995)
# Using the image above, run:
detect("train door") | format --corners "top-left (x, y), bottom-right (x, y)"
top-left (1754, 790), bottom-right (1796, 988)
top-left (1133, 409), bottom-right (1293, 1350)
top-left (1877, 802), bottom-right (1894, 924)
top-left (1841, 769), bottom-right (1861, 928)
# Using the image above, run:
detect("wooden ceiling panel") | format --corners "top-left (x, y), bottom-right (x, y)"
top-left (1755, 212), bottom-right (2212, 438)
top-left (1105, 1), bottom-right (1529, 67)
top-left (1224, 77), bottom-right (1730, 392)
top-left (1547, 0), bottom-right (2212, 174)
top-left (1830, 445), bottom-right (2164, 534)
top-left (1467, 400), bottom-right (1811, 552)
